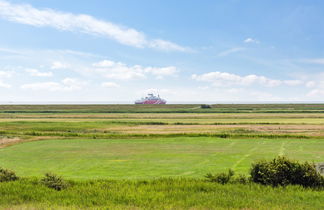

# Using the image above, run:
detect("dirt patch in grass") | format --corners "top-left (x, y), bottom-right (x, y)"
top-left (0, 137), bottom-right (22, 148)
top-left (0, 136), bottom-right (66, 148)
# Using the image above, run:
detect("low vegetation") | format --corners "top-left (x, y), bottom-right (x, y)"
top-left (250, 156), bottom-right (324, 188)
top-left (206, 170), bottom-right (250, 185)
top-left (206, 169), bottom-right (235, 184)
top-left (0, 104), bottom-right (324, 209)
top-left (41, 173), bottom-right (69, 191)
top-left (206, 157), bottom-right (324, 188)
top-left (1, 178), bottom-right (323, 209)
top-left (0, 168), bottom-right (19, 182)
top-left (1, 157), bottom-right (323, 209)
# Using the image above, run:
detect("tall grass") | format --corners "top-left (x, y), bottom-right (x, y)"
top-left (0, 178), bottom-right (323, 209)
top-left (17, 131), bottom-right (310, 139)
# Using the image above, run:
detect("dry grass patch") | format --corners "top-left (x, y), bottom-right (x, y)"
top-left (102, 124), bottom-right (324, 136)
top-left (0, 137), bottom-right (22, 148)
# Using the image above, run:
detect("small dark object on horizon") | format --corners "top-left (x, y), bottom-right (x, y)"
top-left (201, 104), bottom-right (212, 109)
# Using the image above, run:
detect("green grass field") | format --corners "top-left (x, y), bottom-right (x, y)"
top-left (1, 137), bottom-right (323, 179)
top-left (0, 104), bottom-right (323, 209)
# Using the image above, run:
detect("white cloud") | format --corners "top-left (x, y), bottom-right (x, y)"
top-left (25, 68), bottom-right (53, 77)
top-left (149, 39), bottom-right (191, 52)
top-left (93, 60), bottom-right (178, 80)
top-left (305, 81), bottom-right (316, 88)
top-left (0, 71), bottom-right (13, 88)
top-left (51, 61), bottom-right (69, 69)
top-left (0, 47), bottom-right (22, 55)
top-left (300, 58), bottom-right (324, 65)
top-left (93, 60), bottom-right (115, 68)
top-left (192, 71), bottom-right (303, 87)
top-left (198, 86), bottom-right (209, 90)
top-left (0, 1), bottom-right (189, 52)
top-left (21, 78), bottom-right (86, 91)
top-left (101, 82), bottom-right (120, 88)
top-left (218, 47), bottom-right (245, 56)
top-left (139, 88), bottom-right (175, 98)
top-left (0, 70), bottom-right (13, 78)
top-left (249, 91), bottom-right (281, 101)
top-left (144, 66), bottom-right (177, 79)
top-left (282, 80), bottom-right (303, 86)
top-left (244, 38), bottom-right (260, 44)
top-left (307, 89), bottom-right (324, 97)
top-left (21, 82), bottom-right (61, 91)
top-left (0, 81), bottom-right (11, 88)
top-left (61, 78), bottom-right (86, 90)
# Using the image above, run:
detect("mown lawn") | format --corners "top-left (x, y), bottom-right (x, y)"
top-left (0, 137), bottom-right (323, 179)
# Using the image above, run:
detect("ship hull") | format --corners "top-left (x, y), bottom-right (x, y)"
top-left (135, 100), bottom-right (166, 104)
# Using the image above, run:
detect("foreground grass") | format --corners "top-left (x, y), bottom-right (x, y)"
top-left (1, 138), bottom-right (323, 179)
top-left (0, 178), bottom-right (323, 209)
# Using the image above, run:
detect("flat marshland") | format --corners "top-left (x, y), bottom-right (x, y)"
top-left (0, 104), bottom-right (324, 209)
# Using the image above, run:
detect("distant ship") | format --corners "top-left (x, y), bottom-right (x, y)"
top-left (135, 93), bottom-right (167, 104)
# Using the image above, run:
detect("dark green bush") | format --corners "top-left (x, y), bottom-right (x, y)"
top-left (206, 169), bottom-right (234, 184)
top-left (0, 167), bottom-right (19, 182)
top-left (250, 156), bottom-right (324, 188)
top-left (41, 173), bottom-right (69, 191)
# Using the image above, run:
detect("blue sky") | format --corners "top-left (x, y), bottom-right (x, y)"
top-left (0, 0), bottom-right (324, 102)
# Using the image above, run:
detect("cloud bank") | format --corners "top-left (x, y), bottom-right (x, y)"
top-left (21, 78), bottom-right (86, 91)
top-left (0, 70), bottom-right (13, 88)
top-left (25, 69), bottom-right (53, 77)
top-left (93, 60), bottom-right (178, 80)
top-left (192, 71), bottom-right (303, 87)
top-left (101, 82), bottom-right (120, 88)
top-left (0, 1), bottom-right (189, 52)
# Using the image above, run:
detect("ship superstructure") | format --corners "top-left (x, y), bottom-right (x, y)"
top-left (135, 93), bottom-right (166, 104)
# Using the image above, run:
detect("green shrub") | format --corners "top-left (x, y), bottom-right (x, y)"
top-left (0, 167), bottom-right (19, 182)
top-left (206, 169), bottom-right (234, 184)
top-left (250, 156), bottom-right (324, 188)
top-left (41, 173), bottom-right (68, 191)
top-left (232, 174), bottom-right (250, 184)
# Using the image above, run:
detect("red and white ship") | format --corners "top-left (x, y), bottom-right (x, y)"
top-left (135, 93), bottom-right (167, 104)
